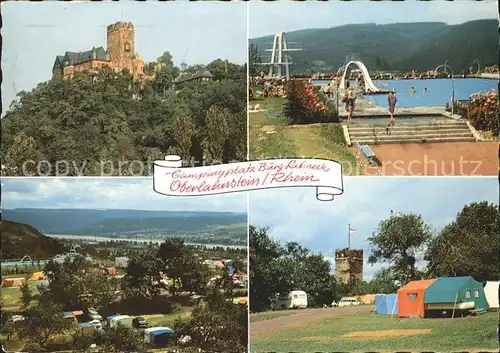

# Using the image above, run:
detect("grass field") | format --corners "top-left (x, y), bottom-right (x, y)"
top-left (250, 310), bottom-right (499, 352)
top-left (249, 96), bottom-right (362, 175)
top-left (1, 282), bottom-right (40, 311)
top-left (250, 310), bottom-right (296, 323)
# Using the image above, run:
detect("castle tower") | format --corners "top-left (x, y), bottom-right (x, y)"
top-left (335, 248), bottom-right (363, 284)
top-left (107, 22), bottom-right (136, 75)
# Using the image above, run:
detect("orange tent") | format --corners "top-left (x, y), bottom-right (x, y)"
top-left (2, 278), bottom-right (27, 287)
top-left (397, 279), bottom-right (436, 318)
top-left (106, 267), bottom-right (117, 276)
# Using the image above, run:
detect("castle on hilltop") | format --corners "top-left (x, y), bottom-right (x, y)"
top-left (52, 22), bottom-right (145, 80)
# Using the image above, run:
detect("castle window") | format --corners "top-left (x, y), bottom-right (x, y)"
top-left (124, 42), bottom-right (131, 52)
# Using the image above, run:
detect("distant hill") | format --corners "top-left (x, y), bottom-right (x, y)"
top-left (1, 220), bottom-right (65, 259)
top-left (2, 209), bottom-right (247, 245)
top-left (250, 20), bottom-right (497, 74)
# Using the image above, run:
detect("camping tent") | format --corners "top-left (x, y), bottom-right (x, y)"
top-left (29, 271), bottom-right (44, 281)
top-left (359, 294), bottom-right (376, 304)
top-left (484, 281), bottom-right (499, 309)
top-left (375, 294), bottom-right (398, 315)
top-left (397, 279), bottom-right (436, 318)
top-left (2, 278), bottom-right (27, 287)
top-left (424, 276), bottom-right (489, 317)
top-left (150, 328), bottom-right (175, 346)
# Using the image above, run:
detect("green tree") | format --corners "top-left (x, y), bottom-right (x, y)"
top-left (43, 256), bottom-right (118, 310)
top-left (249, 42), bottom-right (262, 80)
top-left (169, 113), bottom-right (196, 164)
top-left (72, 325), bottom-right (147, 352)
top-left (368, 211), bottom-right (432, 286)
top-left (174, 275), bottom-right (247, 352)
top-left (425, 201), bottom-right (500, 281)
top-left (202, 105), bottom-right (230, 165)
top-left (20, 282), bottom-right (33, 309)
top-left (15, 296), bottom-right (72, 347)
top-left (153, 51), bottom-right (180, 97)
top-left (4, 131), bottom-right (46, 176)
top-left (122, 249), bottom-right (162, 297)
top-left (158, 238), bottom-right (209, 296)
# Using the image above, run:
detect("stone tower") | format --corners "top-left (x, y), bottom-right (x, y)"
top-left (107, 22), bottom-right (135, 74)
top-left (335, 248), bottom-right (363, 284)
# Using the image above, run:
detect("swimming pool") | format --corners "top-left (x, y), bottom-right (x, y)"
top-left (367, 78), bottom-right (496, 108)
top-left (312, 78), bottom-right (497, 108)
top-left (1, 260), bottom-right (46, 267)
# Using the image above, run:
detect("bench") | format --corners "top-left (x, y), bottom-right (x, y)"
top-left (470, 308), bottom-right (487, 316)
top-left (355, 141), bottom-right (377, 167)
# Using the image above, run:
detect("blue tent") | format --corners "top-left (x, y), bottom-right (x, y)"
top-left (375, 294), bottom-right (398, 315)
top-left (150, 328), bottom-right (175, 346)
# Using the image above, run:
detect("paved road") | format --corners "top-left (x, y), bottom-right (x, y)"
top-left (251, 305), bottom-right (375, 338)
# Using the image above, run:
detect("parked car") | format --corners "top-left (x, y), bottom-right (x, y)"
top-left (337, 297), bottom-right (362, 307)
top-left (86, 308), bottom-right (103, 321)
top-left (89, 319), bottom-right (102, 329)
top-left (132, 316), bottom-right (148, 329)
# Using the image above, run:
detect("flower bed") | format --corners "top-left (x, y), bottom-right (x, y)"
top-left (456, 90), bottom-right (499, 137)
top-left (283, 80), bottom-right (338, 125)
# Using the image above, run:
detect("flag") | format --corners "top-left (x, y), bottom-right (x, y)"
top-left (349, 225), bottom-right (356, 234)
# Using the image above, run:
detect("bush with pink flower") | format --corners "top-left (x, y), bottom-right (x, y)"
top-left (458, 90), bottom-right (499, 137)
top-left (283, 80), bottom-right (338, 124)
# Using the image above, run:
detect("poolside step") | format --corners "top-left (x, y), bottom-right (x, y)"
top-left (349, 129), bottom-right (473, 138)
top-left (347, 121), bottom-right (476, 145)
top-left (355, 136), bottom-right (477, 144)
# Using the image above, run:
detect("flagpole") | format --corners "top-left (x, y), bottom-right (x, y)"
top-left (348, 223), bottom-right (350, 249)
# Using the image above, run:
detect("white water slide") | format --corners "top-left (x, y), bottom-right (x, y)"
top-left (340, 61), bottom-right (381, 93)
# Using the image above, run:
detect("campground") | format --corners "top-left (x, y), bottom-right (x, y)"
top-left (250, 306), bottom-right (499, 352)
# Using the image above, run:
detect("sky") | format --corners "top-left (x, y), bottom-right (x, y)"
top-left (1, 1), bottom-right (247, 111)
top-left (249, 177), bottom-right (498, 280)
top-left (1, 177), bottom-right (247, 214)
top-left (249, 0), bottom-right (498, 38)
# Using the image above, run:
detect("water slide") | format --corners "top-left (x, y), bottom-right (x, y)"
top-left (340, 61), bottom-right (381, 93)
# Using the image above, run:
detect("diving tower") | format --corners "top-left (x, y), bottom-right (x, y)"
top-left (260, 32), bottom-right (302, 78)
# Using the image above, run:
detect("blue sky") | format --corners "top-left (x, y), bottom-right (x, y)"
top-left (249, 177), bottom-right (498, 279)
top-left (249, 0), bottom-right (498, 38)
top-left (1, 177), bottom-right (247, 213)
top-left (1, 1), bottom-right (247, 112)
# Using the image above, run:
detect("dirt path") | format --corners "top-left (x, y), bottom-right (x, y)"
top-left (251, 305), bottom-right (375, 338)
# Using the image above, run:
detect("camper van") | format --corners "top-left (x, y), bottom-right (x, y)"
top-left (276, 290), bottom-right (308, 309)
top-left (109, 315), bottom-right (133, 328)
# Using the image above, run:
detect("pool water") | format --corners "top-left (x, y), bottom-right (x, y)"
top-left (312, 78), bottom-right (497, 108)
top-left (1, 260), bottom-right (46, 267)
top-left (367, 78), bottom-right (496, 108)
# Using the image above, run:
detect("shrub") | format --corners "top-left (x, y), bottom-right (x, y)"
top-left (101, 295), bottom-right (177, 316)
top-left (283, 80), bottom-right (338, 125)
top-left (463, 90), bottom-right (499, 136)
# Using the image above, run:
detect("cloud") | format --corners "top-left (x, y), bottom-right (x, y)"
top-left (2, 178), bottom-right (248, 213)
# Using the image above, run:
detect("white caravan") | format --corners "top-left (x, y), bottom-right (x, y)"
top-left (276, 290), bottom-right (308, 309)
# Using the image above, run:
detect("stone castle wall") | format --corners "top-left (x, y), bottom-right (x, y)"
top-left (335, 248), bottom-right (363, 284)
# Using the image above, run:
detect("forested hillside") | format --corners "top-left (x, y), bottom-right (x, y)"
top-left (250, 20), bottom-right (497, 73)
top-left (0, 220), bottom-right (65, 259)
top-left (1, 53), bottom-right (246, 176)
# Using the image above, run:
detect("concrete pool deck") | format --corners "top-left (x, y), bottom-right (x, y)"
top-left (357, 141), bottom-right (499, 176)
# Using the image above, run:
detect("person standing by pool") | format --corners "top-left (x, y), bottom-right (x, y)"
top-left (388, 90), bottom-right (398, 122)
top-left (346, 84), bottom-right (356, 123)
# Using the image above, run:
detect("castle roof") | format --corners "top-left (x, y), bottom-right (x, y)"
top-left (53, 46), bottom-right (109, 69)
top-left (174, 69), bottom-right (213, 84)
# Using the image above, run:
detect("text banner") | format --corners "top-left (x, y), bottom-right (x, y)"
top-left (153, 155), bottom-right (343, 201)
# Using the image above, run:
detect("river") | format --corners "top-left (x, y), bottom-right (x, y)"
top-left (46, 234), bottom-right (246, 250)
